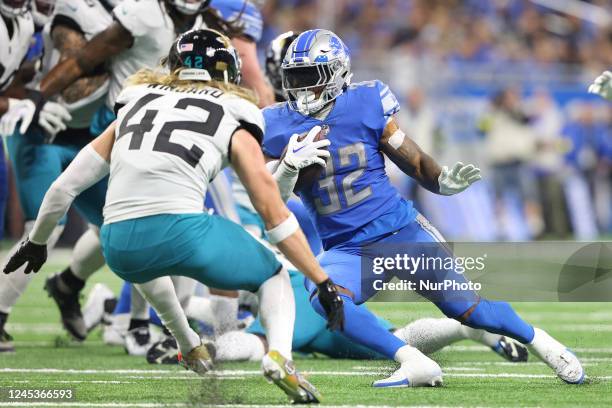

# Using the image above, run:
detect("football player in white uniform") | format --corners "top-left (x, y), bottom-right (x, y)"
top-left (0, 0), bottom-right (118, 350)
top-left (4, 29), bottom-right (344, 403)
top-left (0, 0), bottom-right (77, 352)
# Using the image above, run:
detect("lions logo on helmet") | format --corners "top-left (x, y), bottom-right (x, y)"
top-left (281, 29), bottom-right (351, 115)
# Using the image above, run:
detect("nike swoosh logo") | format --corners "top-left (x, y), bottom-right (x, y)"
top-left (292, 145), bottom-right (307, 153)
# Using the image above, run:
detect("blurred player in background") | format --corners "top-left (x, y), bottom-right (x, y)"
top-left (0, 0), bottom-right (94, 352)
top-left (0, 0), bottom-right (126, 351)
top-left (1, 0), bottom-right (274, 349)
top-left (263, 29), bottom-right (585, 387)
top-left (4, 29), bottom-right (345, 403)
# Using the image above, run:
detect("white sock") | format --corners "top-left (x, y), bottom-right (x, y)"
top-left (215, 331), bottom-right (265, 361)
top-left (185, 296), bottom-right (215, 326)
top-left (170, 276), bottom-right (196, 310)
top-left (0, 223), bottom-right (63, 313)
top-left (460, 325), bottom-right (502, 348)
top-left (394, 318), bottom-right (464, 354)
top-left (70, 226), bottom-right (105, 281)
top-left (134, 277), bottom-right (200, 355)
top-left (257, 267), bottom-right (294, 359)
top-left (394, 318), bottom-right (504, 354)
top-left (130, 285), bottom-right (149, 321)
top-left (210, 293), bottom-right (239, 336)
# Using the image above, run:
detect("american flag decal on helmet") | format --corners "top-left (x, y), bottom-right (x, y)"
top-left (180, 43), bottom-right (194, 52)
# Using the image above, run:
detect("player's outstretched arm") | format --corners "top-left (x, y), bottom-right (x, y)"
top-left (2, 123), bottom-right (116, 275)
top-left (40, 22), bottom-right (133, 98)
top-left (380, 117), bottom-right (481, 195)
top-left (50, 23), bottom-right (110, 104)
top-left (231, 129), bottom-right (344, 330)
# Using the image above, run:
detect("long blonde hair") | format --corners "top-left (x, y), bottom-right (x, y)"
top-left (125, 68), bottom-right (258, 105)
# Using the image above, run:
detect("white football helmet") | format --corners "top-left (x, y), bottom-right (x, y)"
top-left (167, 0), bottom-right (210, 15)
top-left (31, 0), bottom-right (55, 27)
top-left (281, 29), bottom-right (352, 115)
top-left (0, 0), bottom-right (30, 18)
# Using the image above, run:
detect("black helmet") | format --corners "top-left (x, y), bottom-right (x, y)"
top-left (167, 28), bottom-right (241, 84)
top-left (265, 31), bottom-right (300, 102)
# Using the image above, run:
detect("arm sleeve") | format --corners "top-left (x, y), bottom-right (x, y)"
top-left (29, 144), bottom-right (110, 244)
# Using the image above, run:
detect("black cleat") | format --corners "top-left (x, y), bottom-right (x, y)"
top-left (44, 273), bottom-right (87, 341)
top-left (0, 328), bottom-right (15, 353)
top-left (494, 336), bottom-right (529, 362)
top-left (147, 336), bottom-right (180, 365)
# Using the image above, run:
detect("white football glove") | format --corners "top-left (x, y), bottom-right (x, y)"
top-left (438, 162), bottom-right (481, 195)
top-left (282, 125), bottom-right (331, 170)
top-left (0, 98), bottom-right (36, 137)
top-left (588, 71), bottom-right (612, 101)
top-left (38, 101), bottom-right (72, 141)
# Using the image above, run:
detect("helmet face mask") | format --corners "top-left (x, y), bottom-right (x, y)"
top-left (31, 0), bottom-right (55, 27)
top-left (281, 29), bottom-right (351, 115)
top-left (168, 0), bottom-right (210, 15)
top-left (167, 28), bottom-right (242, 85)
top-left (0, 0), bottom-right (30, 18)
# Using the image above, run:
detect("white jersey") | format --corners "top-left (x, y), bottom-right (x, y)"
top-left (104, 83), bottom-right (264, 224)
top-left (108, 0), bottom-right (203, 109)
top-left (0, 13), bottom-right (34, 92)
top-left (39, 0), bottom-right (112, 128)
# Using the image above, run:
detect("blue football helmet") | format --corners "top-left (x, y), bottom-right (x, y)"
top-left (281, 29), bottom-right (351, 115)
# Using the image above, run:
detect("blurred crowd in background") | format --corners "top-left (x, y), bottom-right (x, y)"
top-left (4, 0), bottom-right (612, 242)
top-left (259, 0), bottom-right (612, 241)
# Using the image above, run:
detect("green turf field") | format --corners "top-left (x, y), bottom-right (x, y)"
top-left (1, 255), bottom-right (611, 408)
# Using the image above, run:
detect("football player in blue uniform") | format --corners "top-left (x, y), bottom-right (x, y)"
top-left (263, 29), bottom-right (584, 387)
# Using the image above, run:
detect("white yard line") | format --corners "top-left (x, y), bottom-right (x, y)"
top-left (0, 368), bottom-right (608, 381)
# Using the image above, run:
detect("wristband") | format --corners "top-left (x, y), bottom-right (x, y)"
top-left (266, 212), bottom-right (299, 244)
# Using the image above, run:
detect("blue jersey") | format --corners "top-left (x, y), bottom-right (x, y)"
top-left (210, 0), bottom-right (263, 42)
top-left (263, 80), bottom-right (417, 250)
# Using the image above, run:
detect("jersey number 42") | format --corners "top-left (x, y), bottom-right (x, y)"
top-left (117, 93), bottom-right (224, 168)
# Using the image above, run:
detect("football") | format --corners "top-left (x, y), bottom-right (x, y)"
top-left (279, 125), bottom-right (330, 192)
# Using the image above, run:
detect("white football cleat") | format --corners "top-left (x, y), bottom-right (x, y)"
top-left (103, 313), bottom-right (130, 346)
top-left (83, 283), bottom-right (116, 332)
top-left (372, 346), bottom-right (443, 388)
top-left (528, 328), bottom-right (585, 384)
